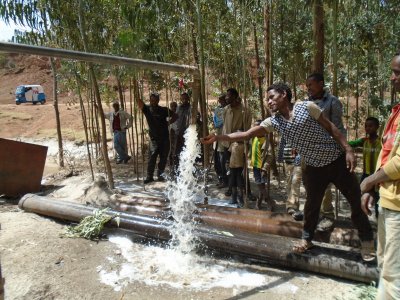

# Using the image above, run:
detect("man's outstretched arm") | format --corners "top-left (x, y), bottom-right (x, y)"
top-left (201, 125), bottom-right (267, 144)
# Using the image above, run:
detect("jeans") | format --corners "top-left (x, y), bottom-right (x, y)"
top-left (147, 138), bottom-right (170, 179)
top-left (253, 168), bottom-right (266, 184)
top-left (377, 207), bottom-right (400, 300)
top-left (113, 130), bottom-right (129, 161)
top-left (302, 154), bottom-right (373, 242)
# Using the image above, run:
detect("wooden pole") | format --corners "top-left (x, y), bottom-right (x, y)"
top-left (49, 57), bottom-right (64, 168)
top-left (78, 0), bottom-right (114, 188)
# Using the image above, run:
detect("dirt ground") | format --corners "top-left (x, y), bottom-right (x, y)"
top-left (0, 171), bottom-right (365, 300)
top-left (0, 54), bottom-right (375, 299)
top-left (0, 150), bottom-right (374, 300)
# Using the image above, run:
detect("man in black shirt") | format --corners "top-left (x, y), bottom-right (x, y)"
top-left (136, 93), bottom-right (177, 183)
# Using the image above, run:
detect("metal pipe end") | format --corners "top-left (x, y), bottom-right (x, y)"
top-left (18, 193), bottom-right (35, 210)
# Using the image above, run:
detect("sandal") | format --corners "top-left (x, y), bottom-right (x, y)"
top-left (293, 240), bottom-right (314, 253)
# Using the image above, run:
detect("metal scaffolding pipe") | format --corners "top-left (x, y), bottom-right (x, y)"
top-left (18, 194), bottom-right (378, 283)
top-left (0, 42), bottom-right (199, 76)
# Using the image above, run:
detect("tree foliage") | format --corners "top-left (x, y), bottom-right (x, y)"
top-left (1, 0), bottom-right (400, 133)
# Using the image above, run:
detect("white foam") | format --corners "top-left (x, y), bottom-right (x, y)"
top-left (99, 235), bottom-right (273, 292)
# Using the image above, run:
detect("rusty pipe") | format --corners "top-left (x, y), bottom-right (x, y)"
top-left (116, 197), bottom-right (167, 207)
top-left (112, 202), bottom-right (167, 218)
top-left (105, 199), bottom-right (361, 247)
top-left (18, 194), bottom-right (378, 283)
top-left (199, 210), bottom-right (302, 237)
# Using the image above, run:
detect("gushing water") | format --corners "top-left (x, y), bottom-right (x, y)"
top-left (96, 126), bottom-right (297, 292)
top-left (165, 124), bottom-right (204, 253)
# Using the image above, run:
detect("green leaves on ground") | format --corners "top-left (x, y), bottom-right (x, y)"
top-left (62, 208), bottom-right (118, 240)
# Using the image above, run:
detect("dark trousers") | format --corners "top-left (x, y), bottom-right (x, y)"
top-left (169, 129), bottom-right (176, 166)
top-left (173, 134), bottom-right (185, 169)
top-left (230, 167), bottom-right (244, 203)
top-left (215, 148), bottom-right (228, 185)
top-left (302, 154), bottom-right (373, 242)
top-left (229, 167), bottom-right (244, 189)
top-left (147, 138), bottom-right (170, 179)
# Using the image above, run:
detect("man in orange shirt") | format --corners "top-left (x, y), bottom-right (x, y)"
top-left (361, 52), bottom-right (400, 299)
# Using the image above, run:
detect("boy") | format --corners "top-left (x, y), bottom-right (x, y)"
top-left (250, 120), bottom-right (275, 211)
top-left (349, 117), bottom-right (381, 216)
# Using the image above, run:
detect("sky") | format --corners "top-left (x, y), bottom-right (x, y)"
top-left (0, 19), bottom-right (28, 42)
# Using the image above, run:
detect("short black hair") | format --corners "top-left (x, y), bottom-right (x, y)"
top-left (307, 73), bottom-right (324, 83)
top-left (227, 88), bottom-right (239, 98)
top-left (365, 116), bottom-right (379, 127)
top-left (150, 92), bottom-right (160, 100)
top-left (181, 92), bottom-right (189, 97)
top-left (266, 83), bottom-right (292, 102)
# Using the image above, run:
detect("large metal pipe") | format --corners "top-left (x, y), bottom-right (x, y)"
top-left (0, 42), bottom-right (199, 76)
top-left (19, 195), bottom-right (172, 240)
top-left (198, 208), bottom-right (361, 247)
top-left (114, 199), bottom-right (361, 247)
top-left (19, 194), bottom-right (378, 283)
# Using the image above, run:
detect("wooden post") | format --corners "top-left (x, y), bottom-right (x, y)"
top-left (49, 57), bottom-right (64, 168)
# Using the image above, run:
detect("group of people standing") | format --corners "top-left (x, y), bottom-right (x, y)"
top-left (105, 53), bottom-right (400, 299)
top-left (105, 92), bottom-right (194, 183)
top-left (202, 52), bottom-right (400, 299)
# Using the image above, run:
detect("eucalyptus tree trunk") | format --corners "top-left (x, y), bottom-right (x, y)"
top-left (332, 0), bottom-right (338, 95)
top-left (312, 0), bottom-right (324, 74)
top-left (253, 23), bottom-right (265, 119)
top-left (78, 0), bottom-right (114, 188)
top-left (355, 57), bottom-right (360, 139)
top-left (49, 57), bottom-right (64, 167)
top-left (128, 78), bottom-right (137, 175)
top-left (139, 78), bottom-right (146, 187)
top-left (196, 0), bottom-right (209, 168)
top-left (131, 78), bottom-right (140, 180)
top-left (74, 72), bottom-right (94, 181)
top-left (263, 0), bottom-right (278, 182)
top-left (263, 1), bottom-right (273, 86)
top-left (191, 23), bottom-right (200, 66)
top-left (116, 75), bottom-right (125, 109)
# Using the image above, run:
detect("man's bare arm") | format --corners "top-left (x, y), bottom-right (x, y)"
top-left (317, 113), bottom-right (356, 172)
top-left (361, 169), bottom-right (390, 193)
top-left (201, 126), bottom-right (266, 144)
